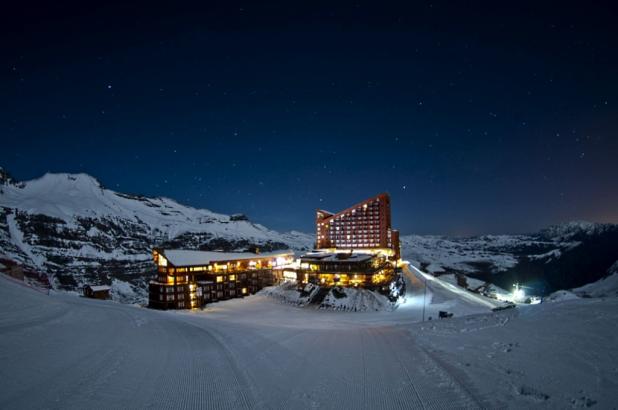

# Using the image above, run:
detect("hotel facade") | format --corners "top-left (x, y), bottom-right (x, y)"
top-left (299, 193), bottom-right (401, 288)
top-left (148, 249), bottom-right (294, 310)
top-left (315, 193), bottom-right (400, 259)
top-left (148, 193), bottom-right (401, 309)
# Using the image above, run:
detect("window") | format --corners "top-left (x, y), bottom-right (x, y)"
top-left (229, 274), bottom-right (236, 281)
top-left (216, 276), bottom-right (223, 283)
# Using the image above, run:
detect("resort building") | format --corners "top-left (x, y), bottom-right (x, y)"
top-left (148, 249), bottom-right (294, 310)
top-left (148, 193), bottom-right (401, 308)
top-left (298, 251), bottom-right (393, 287)
top-left (300, 193), bottom-right (401, 289)
top-left (315, 193), bottom-right (400, 260)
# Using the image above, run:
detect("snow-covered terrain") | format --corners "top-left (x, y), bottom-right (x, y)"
top-left (262, 281), bottom-right (398, 312)
top-left (0, 168), bottom-right (313, 298)
top-left (2, 167), bottom-right (617, 301)
top-left (573, 260), bottom-right (618, 298)
top-left (400, 222), bottom-right (618, 295)
top-left (1, 262), bottom-right (617, 409)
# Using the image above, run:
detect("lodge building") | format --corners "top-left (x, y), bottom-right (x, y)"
top-left (298, 251), bottom-right (393, 288)
top-left (148, 193), bottom-right (402, 309)
top-left (315, 193), bottom-right (400, 260)
top-left (300, 193), bottom-right (401, 289)
top-left (148, 249), bottom-right (294, 310)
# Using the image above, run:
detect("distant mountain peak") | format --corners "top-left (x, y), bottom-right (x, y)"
top-left (0, 167), bottom-right (17, 185)
top-left (42, 171), bottom-right (104, 188)
top-left (541, 221), bottom-right (616, 240)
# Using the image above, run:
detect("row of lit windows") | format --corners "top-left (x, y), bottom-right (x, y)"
top-left (331, 228), bottom-right (380, 233)
top-left (332, 236), bottom-right (380, 241)
top-left (331, 216), bottom-right (380, 225)
top-left (318, 200), bottom-right (381, 225)
top-left (330, 223), bottom-right (380, 229)
top-left (335, 238), bottom-right (382, 243)
top-left (335, 242), bottom-right (380, 247)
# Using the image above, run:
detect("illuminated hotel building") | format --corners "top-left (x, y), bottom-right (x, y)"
top-left (148, 249), bottom-right (294, 310)
top-left (298, 193), bottom-right (401, 288)
top-left (315, 193), bottom-right (400, 259)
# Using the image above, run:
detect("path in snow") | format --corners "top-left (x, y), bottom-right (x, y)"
top-left (4, 268), bottom-right (614, 409)
top-left (0, 271), bottom-right (490, 410)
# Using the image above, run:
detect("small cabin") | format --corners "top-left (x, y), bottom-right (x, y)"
top-left (83, 285), bottom-right (111, 300)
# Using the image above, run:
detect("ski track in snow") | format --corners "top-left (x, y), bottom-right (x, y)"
top-left (1, 269), bottom-right (617, 409)
top-left (0, 271), bottom-right (487, 410)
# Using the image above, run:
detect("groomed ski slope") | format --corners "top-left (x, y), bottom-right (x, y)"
top-left (1, 267), bottom-right (617, 409)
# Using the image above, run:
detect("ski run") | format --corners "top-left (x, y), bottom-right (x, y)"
top-left (1, 263), bottom-right (617, 409)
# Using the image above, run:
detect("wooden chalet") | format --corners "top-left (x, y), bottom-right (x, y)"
top-left (83, 285), bottom-right (111, 300)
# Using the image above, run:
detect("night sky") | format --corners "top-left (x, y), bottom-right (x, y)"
top-left (2, 2), bottom-right (617, 235)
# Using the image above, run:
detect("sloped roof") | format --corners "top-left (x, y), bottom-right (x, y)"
top-left (86, 285), bottom-right (111, 292)
top-left (317, 193), bottom-right (389, 223)
top-left (161, 249), bottom-right (294, 267)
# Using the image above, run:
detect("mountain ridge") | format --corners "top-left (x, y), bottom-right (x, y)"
top-left (2, 167), bottom-right (616, 301)
top-left (0, 168), bottom-right (313, 301)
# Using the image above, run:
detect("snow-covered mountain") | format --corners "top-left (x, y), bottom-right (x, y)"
top-left (573, 260), bottom-right (618, 298)
top-left (401, 222), bottom-right (618, 295)
top-left (2, 167), bottom-right (616, 301)
top-left (0, 168), bottom-right (313, 300)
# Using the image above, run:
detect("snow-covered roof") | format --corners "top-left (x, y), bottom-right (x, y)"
top-left (161, 249), bottom-right (294, 267)
top-left (86, 285), bottom-right (111, 292)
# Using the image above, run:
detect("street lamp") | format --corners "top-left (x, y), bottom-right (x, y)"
top-left (422, 272), bottom-right (427, 322)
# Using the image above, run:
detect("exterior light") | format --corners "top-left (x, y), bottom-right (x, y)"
top-left (513, 284), bottom-right (525, 301)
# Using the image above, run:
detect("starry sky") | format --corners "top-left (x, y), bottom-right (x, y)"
top-left (2, 2), bottom-right (617, 235)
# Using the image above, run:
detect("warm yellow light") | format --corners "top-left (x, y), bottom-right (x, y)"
top-left (216, 276), bottom-right (223, 283)
top-left (158, 254), bottom-right (168, 267)
top-left (229, 275), bottom-right (236, 281)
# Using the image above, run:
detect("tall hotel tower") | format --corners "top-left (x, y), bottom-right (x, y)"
top-left (315, 193), bottom-right (400, 259)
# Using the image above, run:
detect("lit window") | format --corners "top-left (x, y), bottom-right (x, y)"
top-left (229, 275), bottom-right (236, 281)
top-left (216, 276), bottom-right (223, 283)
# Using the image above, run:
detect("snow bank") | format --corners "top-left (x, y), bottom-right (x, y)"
top-left (544, 290), bottom-right (579, 303)
top-left (319, 287), bottom-right (396, 312)
top-left (573, 260), bottom-right (618, 298)
top-left (261, 282), bottom-right (397, 312)
top-left (111, 278), bottom-right (146, 304)
top-left (260, 282), bottom-right (318, 306)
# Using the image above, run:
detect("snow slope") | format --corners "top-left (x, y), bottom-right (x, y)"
top-left (400, 223), bottom-right (618, 295)
top-left (573, 260), bottom-right (618, 298)
top-left (1, 264), bottom-right (617, 409)
top-left (0, 170), bottom-right (313, 297)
